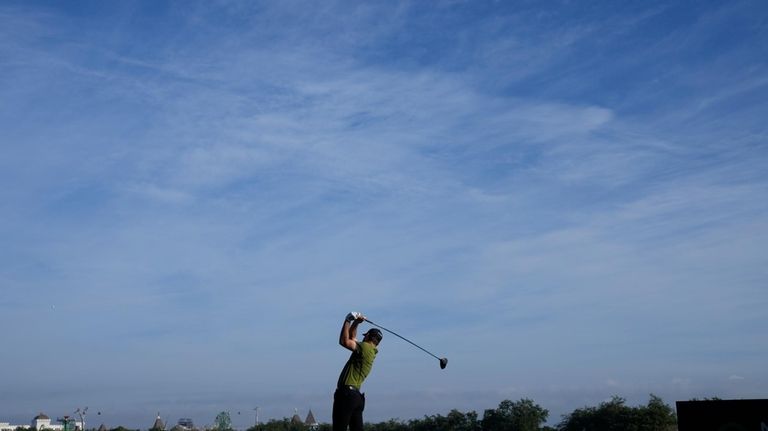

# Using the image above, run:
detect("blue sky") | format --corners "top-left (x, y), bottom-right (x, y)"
top-left (1, 0), bottom-right (767, 428)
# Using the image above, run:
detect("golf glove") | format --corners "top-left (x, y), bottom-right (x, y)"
top-left (346, 311), bottom-right (362, 322)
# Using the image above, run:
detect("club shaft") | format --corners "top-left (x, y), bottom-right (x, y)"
top-left (365, 319), bottom-right (441, 361)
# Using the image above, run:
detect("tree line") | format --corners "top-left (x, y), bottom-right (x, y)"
top-left (246, 394), bottom-right (677, 431)
top-left (22, 394), bottom-right (677, 431)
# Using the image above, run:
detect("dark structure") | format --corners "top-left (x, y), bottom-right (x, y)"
top-left (305, 410), bottom-right (318, 430)
top-left (676, 399), bottom-right (768, 431)
top-left (151, 414), bottom-right (165, 431)
top-left (177, 419), bottom-right (194, 430)
top-left (290, 410), bottom-right (302, 426)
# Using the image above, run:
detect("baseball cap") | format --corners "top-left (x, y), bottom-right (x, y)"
top-left (364, 328), bottom-right (383, 342)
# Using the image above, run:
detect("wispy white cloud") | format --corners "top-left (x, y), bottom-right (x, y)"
top-left (1, 0), bottom-right (767, 427)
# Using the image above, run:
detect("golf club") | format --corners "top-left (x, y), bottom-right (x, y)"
top-left (365, 318), bottom-right (448, 369)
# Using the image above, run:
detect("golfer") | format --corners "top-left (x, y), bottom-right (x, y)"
top-left (333, 311), bottom-right (383, 431)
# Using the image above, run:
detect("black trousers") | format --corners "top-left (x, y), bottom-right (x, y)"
top-left (333, 386), bottom-right (366, 431)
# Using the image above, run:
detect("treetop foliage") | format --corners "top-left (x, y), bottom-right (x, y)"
top-left (97, 394), bottom-right (678, 431)
top-left (558, 394), bottom-right (677, 431)
top-left (243, 395), bottom-right (674, 431)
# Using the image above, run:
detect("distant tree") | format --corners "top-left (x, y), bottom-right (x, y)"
top-left (636, 395), bottom-right (677, 431)
top-left (246, 418), bottom-right (307, 431)
top-left (558, 395), bottom-right (676, 431)
top-left (364, 419), bottom-right (410, 431)
top-left (412, 413), bottom-right (446, 431)
top-left (109, 427), bottom-right (136, 431)
top-left (558, 396), bottom-right (634, 431)
top-left (446, 409), bottom-right (481, 431)
top-left (287, 420), bottom-right (308, 431)
top-left (482, 399), bottom-right (549, 431)
top-left (362, 410), bottom-right (479, 431)
top-left (420, 413), bottom-right (448, 431)
top-left (214, 413), bottom-right (232, 431)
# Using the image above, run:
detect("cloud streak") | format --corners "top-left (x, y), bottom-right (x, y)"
top-left (1, 0), bottom-right (767, 427)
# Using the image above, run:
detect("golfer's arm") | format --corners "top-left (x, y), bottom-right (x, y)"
top-left (338, 320), bottom-right (359, 351)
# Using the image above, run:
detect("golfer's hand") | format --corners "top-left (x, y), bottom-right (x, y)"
top-left (346, 311), bottom-right (363, 322)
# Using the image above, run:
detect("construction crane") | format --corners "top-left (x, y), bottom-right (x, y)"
top-left (74, 408), bottom-right (88, 431)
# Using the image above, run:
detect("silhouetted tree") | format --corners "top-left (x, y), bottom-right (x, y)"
top-left (636, 395), bottom-right (677, 431)
top-left (558, 395), bottom-right (676, 431)
top-left (214, 412), bottom-right (233, 431)
top-left (384, 409), bottom-right (477, 431)
top-left (247, 419), bottom-right (307, 431)
top-left (364, 419), bottom-right (410, 431)
top-left (482, 399), bottom-right (549, 431)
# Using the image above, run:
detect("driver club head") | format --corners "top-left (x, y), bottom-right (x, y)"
top-left (439, 357), bottom-right (448, 369)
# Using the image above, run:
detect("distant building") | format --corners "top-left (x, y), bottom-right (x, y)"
top-left (151, 414), bottom-right (165, 431)
top-left (32, 413), bottom-right (55, 431)
top-left (176, 419), bottom-right (194, 430)
top-left (37, 413), bottom-right (83, 431)
top-left (290, 410), bottom-right (302, 426)
top-left (1, 413), bottom-right (81, 431)
top-left (285, 410), bottom-right (319, 431)
top-left (0, 422), bottom-right (19, 431)
top-left (304, 410), bottom-right (318, 431)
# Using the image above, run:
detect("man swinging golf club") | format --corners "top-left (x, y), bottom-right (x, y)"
top-left (333, 311), bottom-right (382, 431)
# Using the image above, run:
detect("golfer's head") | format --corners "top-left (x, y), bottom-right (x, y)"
top-left (363, 328), bottom-right (383, 345)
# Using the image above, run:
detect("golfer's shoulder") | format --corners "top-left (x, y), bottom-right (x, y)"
top-left (360, 341), bottom-right (377, 356)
